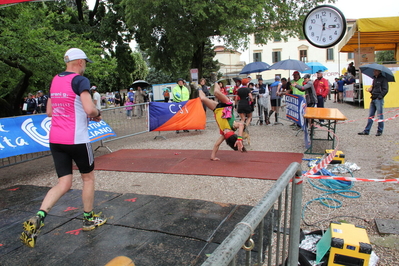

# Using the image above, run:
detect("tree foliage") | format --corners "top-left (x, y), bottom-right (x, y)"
top-left (0, 2), bottom-right (99, 117)
top-left (144, 39), bottom-right (219, 84)
top-left (376, 50), bottom-right (395, 64)
top-left (0, 0), bottom-right (147, 117)
top-left (122, 0), bottom-right (333, 78)
top-left (130, 51), bottom-right (149, 82)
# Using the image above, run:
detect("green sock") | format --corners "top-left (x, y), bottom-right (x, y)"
top-left (37, 210), bottom-right (47, 223)
top-left (83, 211), bottom-right (94, 220)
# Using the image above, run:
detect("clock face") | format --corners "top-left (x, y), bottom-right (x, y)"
top-left (303, 5), bottom-right (347, 48)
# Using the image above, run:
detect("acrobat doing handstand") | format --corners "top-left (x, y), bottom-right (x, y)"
top-left (199, 82), bottom-right (247, 161)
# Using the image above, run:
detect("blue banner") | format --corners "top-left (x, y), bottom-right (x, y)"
top-left (87, 120), bottom-right (117, 142)
top-left (285, 94), bottom-right (310, 149)
top-left (0, 114), bottom-right (116, 159)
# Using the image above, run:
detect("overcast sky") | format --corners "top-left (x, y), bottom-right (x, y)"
top-left (332, 0), bottom-right (399, 19)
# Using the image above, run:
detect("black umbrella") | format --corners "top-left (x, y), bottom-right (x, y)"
top-left (239, 61), bottom-right (271, 74)
top-left (359, 63), bottom-right (395, 82)
top-left (131, 80), bottom-right (151, 88)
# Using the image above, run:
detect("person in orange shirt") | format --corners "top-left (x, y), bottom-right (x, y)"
top-left (313, 70), bottom-right (330, 108)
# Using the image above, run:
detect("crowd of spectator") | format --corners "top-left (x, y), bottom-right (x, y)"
top-left (21, 90), bottom-right (48, 115)
top-left (204, 68), bottom-right (359, 129)
top-left (20, 65), bottom-right (358, 121)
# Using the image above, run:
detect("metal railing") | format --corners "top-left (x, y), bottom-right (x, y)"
top-left (0, 150), bottom-right (52, 168)
top-left (102, 103), bottom-right (150, 141)
top-left (0, 103), bottom-right (151, 168)
top-left (201, 162), bottom-right (303, 266)
top-left (94, 103), bottom-right (150, 151)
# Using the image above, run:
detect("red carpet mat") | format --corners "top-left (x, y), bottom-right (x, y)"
top-left (92, 149), bottom-right (303, 180)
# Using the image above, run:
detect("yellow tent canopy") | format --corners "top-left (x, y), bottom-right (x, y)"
top-left (339, 16), bottom-right (399, 53)
top-left (338, 16), bottom-right (399, 109)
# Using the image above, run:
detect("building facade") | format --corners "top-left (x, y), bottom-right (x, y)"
top-left (214, 45), bottom-right (246, 79)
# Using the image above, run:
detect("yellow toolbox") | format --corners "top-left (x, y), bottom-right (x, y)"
top-left (317, 222), bottom-right (372, 266)
top-left (325, 149), bottom-right (345, 164)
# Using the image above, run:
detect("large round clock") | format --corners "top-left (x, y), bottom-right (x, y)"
top-left (303, 5), bottom-right (347, 48)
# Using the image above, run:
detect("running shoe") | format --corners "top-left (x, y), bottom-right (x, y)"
top-left (20, 216), bottom-right (44, 248)
top-left (82, 212), bottom-right (107, 231)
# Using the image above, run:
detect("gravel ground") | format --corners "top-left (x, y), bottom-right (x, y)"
top-left (1, 99), bottom-right (398, 265)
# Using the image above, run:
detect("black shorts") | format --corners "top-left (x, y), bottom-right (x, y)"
top-left (50, 143), bottom-right (94, 178)
top-left (271, 99), bottom-right (281, 107)
top-left (213, 102), bottom-right (233, 111)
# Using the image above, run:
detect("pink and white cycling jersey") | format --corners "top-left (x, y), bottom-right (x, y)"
top-left (49, 73), bottom-right (90, 144)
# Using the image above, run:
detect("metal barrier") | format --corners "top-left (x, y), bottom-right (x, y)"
top-left (1, 150), bottom-right (52, 168)
top-left (201, 162), bottom-right (303, 266)
top-left (0, 103), bottom-right (150, 168)
top-left (94, 103), bottom-right (150, 151)
top-left (103, 103), bottom-right (150, 141)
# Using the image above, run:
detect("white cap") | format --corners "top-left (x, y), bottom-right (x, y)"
top-left (64, 48), bottom-right (93, 63)
top-left (90, 86), bottom-right (97, 90)
top-left (247, 75), bottom-right (252, 79)
top-left (275, 76), bottom-right (281, 80)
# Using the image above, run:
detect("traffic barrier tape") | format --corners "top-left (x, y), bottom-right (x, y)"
top-left (295, 175), bottom-right (304, 184)
top-left (303, 123), bottom-right (340, 177)
top-left (306, 175), bottom-right (399, 183)
top-left (337, 108), bottom-right (399, 124)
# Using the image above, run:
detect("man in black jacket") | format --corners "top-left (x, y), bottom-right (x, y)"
top-left (26, 93), bottom-right (37, 114)
top-left (36, 90), bottom-right (48, 113)
top-left (358, 69), bottom-right (389, 136)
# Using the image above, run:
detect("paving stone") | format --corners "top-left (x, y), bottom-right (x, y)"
top-left (375, 218), bottom-right (399, 235)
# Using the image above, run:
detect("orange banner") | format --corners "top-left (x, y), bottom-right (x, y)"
top-left (149, 98), bottom-right (206, 131)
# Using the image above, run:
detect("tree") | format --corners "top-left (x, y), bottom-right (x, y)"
top-left (201, 40), bottom-right (220, 83)
top-left (376, 50), bottom-right (395, 64)
top-left (130, 51), bottom-right (149, 82)
top-left (122, 0), bottom-right (332, 78)
top-left (0, 0), bottom-right (136, 117)
top-left (0, 2), bottom-right (114, 117)
top-left (144, 39), bottom-right (218, 85)
top-left (146, 69), bottom-right (175, 85)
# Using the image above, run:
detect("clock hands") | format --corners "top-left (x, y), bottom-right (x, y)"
top-left (319, 17), bottom-right (325, 40)
top-left (303, 5), bottom-right (346, 48)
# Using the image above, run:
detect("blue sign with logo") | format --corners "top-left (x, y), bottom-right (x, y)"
top-left (0, 114), bottom-right (116, 159)
top-left (285, 94), bottom-right (310, 149)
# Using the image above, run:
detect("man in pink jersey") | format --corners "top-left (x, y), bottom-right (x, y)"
top-left (21, 48), bottom-right (107, 248)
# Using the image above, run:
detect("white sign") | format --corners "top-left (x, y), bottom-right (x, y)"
top-left (343, 84), bottom-right (355, 102)
top-left (190, 68), bottom-right (199, 82)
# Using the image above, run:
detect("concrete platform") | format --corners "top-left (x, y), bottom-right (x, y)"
top-left (0, 185), bottom-right (272, 266)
